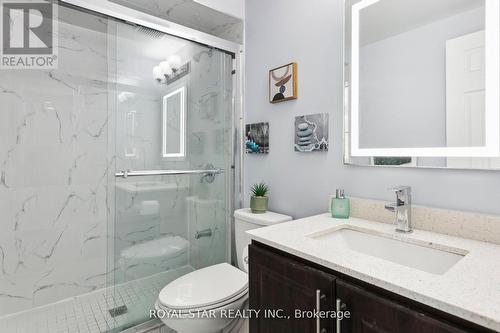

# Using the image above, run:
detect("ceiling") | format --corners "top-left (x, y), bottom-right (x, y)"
top-left (193, 0), bottom-right (244, 20)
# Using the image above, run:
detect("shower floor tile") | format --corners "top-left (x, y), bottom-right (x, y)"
top-left (0, 266), bottom-right (193, 333)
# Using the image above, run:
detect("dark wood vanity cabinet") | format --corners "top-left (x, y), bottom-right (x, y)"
top-left (249, 243), bottom-right (336, 333)
top-left (336, 279), bottom-right (470, 333)
top-left (249, 242), bottom-right (495, 333)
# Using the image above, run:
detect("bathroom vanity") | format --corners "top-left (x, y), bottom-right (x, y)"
top-left (247, 215), bottom-right (500, 333)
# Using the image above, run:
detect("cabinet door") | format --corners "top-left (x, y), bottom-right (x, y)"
top-left (249, 244), bottom-right (336, 333)
top-left (336, 279), bottom-right (471, 333)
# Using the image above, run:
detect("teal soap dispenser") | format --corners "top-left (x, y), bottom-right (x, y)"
top-left (331, 189), bottom-right (350, 219)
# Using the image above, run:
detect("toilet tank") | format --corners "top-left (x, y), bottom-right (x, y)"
top-left (234, 208), bottom-right (292, 272)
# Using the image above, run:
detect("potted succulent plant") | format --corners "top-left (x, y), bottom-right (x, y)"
top-left (250, 182), bottom-right (269, 214)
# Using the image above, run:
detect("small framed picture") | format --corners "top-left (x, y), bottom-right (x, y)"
top-left (294, 113), bottom-right (329, 152)
top-left (269, 62), bottom-right (298, 103)
top-left (245, 122), bottom-right (270, 154)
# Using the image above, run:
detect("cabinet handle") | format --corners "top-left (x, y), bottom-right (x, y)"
top-left (336, 298), bottom-right (347, 333)
top-left (316, 289), bottom-right (321, 333)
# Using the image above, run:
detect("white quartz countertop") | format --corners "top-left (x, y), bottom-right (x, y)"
top-left (247, 214), bottom-right (500, 331)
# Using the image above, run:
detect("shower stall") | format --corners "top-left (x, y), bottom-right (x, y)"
top-left (0, 1), bottom-right (241, 332)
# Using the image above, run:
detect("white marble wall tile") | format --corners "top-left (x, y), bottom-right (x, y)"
top-left (186, 197), bottom-right (226, 269)
top-left (0, 5), bottom-right (233, 326)
top-left (0, 7), bottom-right (111, 317)
top-left (110, 0), bottom-right (244, 44)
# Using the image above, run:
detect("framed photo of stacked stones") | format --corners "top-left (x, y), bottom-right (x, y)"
top-left (269, 63), bottom-right (298, 103)
top-left (295, 113), bottom-right (329, 152)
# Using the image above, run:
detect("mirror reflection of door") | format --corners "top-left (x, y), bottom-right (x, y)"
top-left (356, 0), bottom-right (488, 150)
top-left (446, 31), bottom-right (500, 169)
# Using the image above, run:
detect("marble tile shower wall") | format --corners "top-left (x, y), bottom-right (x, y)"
top-left (111, 35), bottom-right (232, 278)
top-left (181, 44), bottom-right (233, 268)
top-left (112, 86), bottom-right (190, 261)
top-left (0, 9), bottom-right (111, 316)
top-left (0, 6), bottom-right (233, 319)
top-left (110, 0), bottom-right (243, 44)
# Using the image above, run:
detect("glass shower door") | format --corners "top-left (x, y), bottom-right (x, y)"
top-left (107, 21), bottom-right (234, 331)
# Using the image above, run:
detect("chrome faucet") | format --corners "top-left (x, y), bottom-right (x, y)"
top-left (384, 186), bottom-right (412, 233)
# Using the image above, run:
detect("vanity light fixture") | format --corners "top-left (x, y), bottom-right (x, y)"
top-left (349, 0), bottom-right (500, 157)
top-left (153, 55), bottom-right (190, 84)
top-left (160, 60), bottom-right (173, 76)
top-left (153, 65), bottom-right (163, 81)
top-left (167, 55), bottom-right (182, 70)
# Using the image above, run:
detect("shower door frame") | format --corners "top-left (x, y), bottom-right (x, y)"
top-left (59, 0), bottom-right (244, 274)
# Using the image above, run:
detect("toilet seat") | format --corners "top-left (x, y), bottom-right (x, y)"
top-left (158, 263), bottom-right (248, 311)
top-left (156, 288), bottom-right (248, 314)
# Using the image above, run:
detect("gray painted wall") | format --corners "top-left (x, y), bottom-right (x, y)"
top-left (244, 0), bottom-right (500, 219)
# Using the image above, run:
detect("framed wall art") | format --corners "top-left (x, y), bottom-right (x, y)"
top-left (294, 113), bottom-right (329, 152)
top-left (245, 122), bottom-right (270, 154)
top-left (269, 62), bottom-right (298, 103)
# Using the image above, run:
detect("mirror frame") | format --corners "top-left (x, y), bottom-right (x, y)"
top-left (346, 0), bottom-right (500, 158)
top-left (162, 86), bottom-right (186, 159)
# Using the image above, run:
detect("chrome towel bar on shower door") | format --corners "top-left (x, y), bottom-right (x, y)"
top-left (115, 169), bottom-right (224, 179)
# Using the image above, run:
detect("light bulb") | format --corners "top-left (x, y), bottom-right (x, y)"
top-left (159, 60), bottom-right (173, 76)
top-left (153, 65), bottom-right (163, 81)
top-left (168, 55), bottom-right (182, 70)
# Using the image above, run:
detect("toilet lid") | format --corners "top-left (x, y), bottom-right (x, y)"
top-left (158, 263), bottom-right (248, 310)
top-left (121, 236), bottom-right (189, 260)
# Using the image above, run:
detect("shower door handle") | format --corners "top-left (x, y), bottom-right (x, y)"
top-left (115, 168), bottom-right (224, 179)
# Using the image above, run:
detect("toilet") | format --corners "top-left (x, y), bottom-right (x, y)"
top-left (155, 208), bottom-right (292, 333)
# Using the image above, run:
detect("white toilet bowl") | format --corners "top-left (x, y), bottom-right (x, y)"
top-left (156, 209), bottom-right (292, 333)
top-left (156, 263), bottom-right (248, 333)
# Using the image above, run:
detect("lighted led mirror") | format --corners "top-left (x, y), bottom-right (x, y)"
top-left (162, 86), bottom-right (186, 159)
top-left (344, 0), bottom-right (500, 170)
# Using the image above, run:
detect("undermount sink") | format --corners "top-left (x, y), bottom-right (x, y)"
top-left (308, 226), bottom-right (467, 275)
